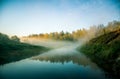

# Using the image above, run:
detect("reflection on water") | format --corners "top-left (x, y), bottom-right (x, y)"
top-left (0, 45), bottom-right (109, 79)
top-left (0, 59), bottom-right (106, 79)
top-left (31, 50), bottom-right (98, 70)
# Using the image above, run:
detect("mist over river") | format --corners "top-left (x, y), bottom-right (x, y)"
top-left (0, 40), bottom-right (109, 79)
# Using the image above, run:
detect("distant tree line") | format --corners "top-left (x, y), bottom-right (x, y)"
top-left (1, 21), bottom-right (119, 42)
top-left (25, 20), bottom-right (120, 41)
top-left (27, 29), bottom-right (88, 41)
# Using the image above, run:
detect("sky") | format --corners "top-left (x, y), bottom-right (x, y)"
top-left (0, 0), bottom-right (120, 36)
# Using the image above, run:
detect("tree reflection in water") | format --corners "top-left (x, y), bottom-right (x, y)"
top-left (31, 47), bottom-right (99, 70)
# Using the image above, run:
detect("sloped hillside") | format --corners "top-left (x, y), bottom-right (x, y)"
top-left (79, 29), bottom-right (120, 78)
top-left (0, 33), bottom-right (49, 64)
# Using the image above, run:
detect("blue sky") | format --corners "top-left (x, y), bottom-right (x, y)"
top-left (0, 0), bottom-right (120, 36)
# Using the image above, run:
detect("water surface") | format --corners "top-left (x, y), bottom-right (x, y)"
top-left (0, 44), bottom-right (108, 79)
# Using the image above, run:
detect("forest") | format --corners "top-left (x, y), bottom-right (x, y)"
top-left (23, 21), bottom-right (120, 42)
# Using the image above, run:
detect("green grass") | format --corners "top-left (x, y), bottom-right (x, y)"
top-left (0, 33), bottom-right (50, 64)
top-left (78, 29), bottom-right (120, 78)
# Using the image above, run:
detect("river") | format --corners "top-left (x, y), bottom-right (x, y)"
top-left (0, 41), bottom-right (110, 79)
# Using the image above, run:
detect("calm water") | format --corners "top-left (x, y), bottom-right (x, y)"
top-left (0, 45), bottom-right (109, 79)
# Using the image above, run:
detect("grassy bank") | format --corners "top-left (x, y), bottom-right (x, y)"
top-left (78, 29), bottom-right (120, 78)
top-left (0, 33), bottom-right (50, 65)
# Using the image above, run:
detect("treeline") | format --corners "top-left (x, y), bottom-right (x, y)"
top-left (27, 29), bottom-right (88, 41)
top-left (25, 20), bottom-right (120, 41)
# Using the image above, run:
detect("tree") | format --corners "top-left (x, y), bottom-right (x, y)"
top-left (11, 35), bottom-right (20, 42)
top-left (0, 33), bottom-right (9, 41)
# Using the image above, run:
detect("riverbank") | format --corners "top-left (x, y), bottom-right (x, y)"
top-left (0, 42), bottom-right (107, 79)
top-left (0, 33), bottom-right (50, 65)
top-left (78, 29), bottom-right (120, 79)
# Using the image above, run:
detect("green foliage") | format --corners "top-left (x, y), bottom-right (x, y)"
top-left (78, 29), bottom-right (120, 77)
top-left (0, 33), bottom-right (9, 41)
top-left (0, 33), bottom-right (49, 64)
top-left (11, 35), bottom-right (20, 42)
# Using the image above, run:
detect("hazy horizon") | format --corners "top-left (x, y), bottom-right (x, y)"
top-left (0, 0), bottom-right (120, 36)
